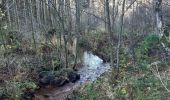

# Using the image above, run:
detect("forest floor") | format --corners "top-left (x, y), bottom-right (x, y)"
top-left (35, 52), bottom-right (111, 100)
top-left (0, 31), bottom-right (170, 100)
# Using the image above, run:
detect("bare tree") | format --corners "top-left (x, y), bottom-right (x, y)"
top-left (116, 0), bottom-right (126, 78)
top-left (36, 0), bottom-right (41, 28)
top-left (42, 0), bottom-right (47, 25)
top-left (105, 0), bottom-right (114, 68)
top-left (23, 0), bottom-right (28, 29)
top-left (28, 0), bottom-right (36, 50)
top-left (6, 0), bottom-right (11, 28)
top-left (13, 0), bottom-right (20, 31)
top-left (73, 0), bottom-right (81, 70)
top-left (155, 0), bottom-right (163, 38)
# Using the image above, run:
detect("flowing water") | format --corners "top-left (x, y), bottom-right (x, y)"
top-left (78, 51), bottom-right (110, 83)
top-left (35, 51), bottom-right (111, 100)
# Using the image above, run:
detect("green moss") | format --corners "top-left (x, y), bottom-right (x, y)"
top-left (16, 81), bottom-right (38, 91)
top-left (143, 33), bottom-right (159, 51)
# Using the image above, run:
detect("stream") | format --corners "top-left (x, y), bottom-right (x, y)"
top-left (35, 51), bottom-right (111, 100)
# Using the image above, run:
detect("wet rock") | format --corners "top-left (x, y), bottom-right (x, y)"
top-left (67, 72), bottom-right (80, 83)
top-left (38, 69), bottom-right (80, 88)
top-left (39, 75), bottom-right (55, 87)
top-left (52, 69), bottom-right (80, 86)
top-left (52, 77), bottom-right (69, 87)
top-left (21, 91), bottom-right (35, 100)
top-left (38, 71), bottom-right (53, 79)
top-left (38, 71), bottom-right (55, 88)
top-left (55, 68), bottom-right (80, 83)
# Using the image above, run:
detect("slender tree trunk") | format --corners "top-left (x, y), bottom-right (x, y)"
top-left (58, 0), bottom-right (68, 68)
top-left (36, 0), bottom-right (41, 28)
top-left (65, 0), bottom-right (72, 35)
top-left (28, 0), bottom-right (37, 50)
top-left (130, 3), bottom-right (136, 65)
top-left (116, 0), bottom-right (126, 78)
top-left (23, 0), bottom-right (28, 29)
top-left (40, 0), bottom-right (43, 26)
top-left (6, 0), bottom-right (11, 28)
top-left (51, 0), bottom-right (55, 28)
top-left (87, 0), bottom-right (91, 33)
top-left (64, 36), bottom-right (68, 68)
top-left (112, 0), bottom-right (115, 30)
top-left (14, 0), bottom-right (20, 31)
top-left (43, 0), bottom-right (47, 25)
top-left (105, 0), bottom-right (113, 67)
top-left (104, 0), bottom-right (107, 30)
top-left (61, 0), bottom-right (68, 68)
top-left (57, 0), bottom-right (62, 69)
top-left (75, 0), bottom-right (81, 34)
top-left (0, 22), bottom-right (7, 52)
top-left (73, 0), bottom-right (81, 70)
top-left (48, 0), bottom-right (53, 27)
top-left (53, 0), bottom-right (57, 26)
top-left (155, 0), bottom-right (163, 38)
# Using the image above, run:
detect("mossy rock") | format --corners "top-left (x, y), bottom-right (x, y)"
top-left (38, 68), bottom-right (80, 88)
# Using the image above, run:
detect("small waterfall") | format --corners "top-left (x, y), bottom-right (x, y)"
top-left (83, 51), bottom-right (103, 69)
top-left (78, 51), bottom-right (110, 83)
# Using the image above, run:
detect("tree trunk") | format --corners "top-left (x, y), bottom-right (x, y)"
top-left (104, 0), bottom-right (107, 30)
top-left (23, 0), bottom-right (28, 29)
top-left (112, 0), bottom-right (115, 30)
top-left (28, 0), bottom-right (36, 50)
top-left (73, 0), bottom-right (81, 70)
top-left (105, 0), bottom-right (113, 67)
top-left (65, 0), bottom-right (72, 35)
top-left (14, 0), bottom-right (20, 31)
top-left (155, 0), bottom-right (163, 38)
top-left (43, 0), bottom-right (47, 25)
top-left (6, 0), bottom-right (11, 28)
top-left (48, 0), bottom-right (53, 27)
top-left (116, 0), bottom-right (126, 78)
top-left (36, 0), bottom-right (41, 28)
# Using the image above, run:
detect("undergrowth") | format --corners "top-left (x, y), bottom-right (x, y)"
top-left (73, 33), bottom-right (170, 100)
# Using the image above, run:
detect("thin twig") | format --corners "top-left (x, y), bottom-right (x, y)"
top-left (150, 61), bottom-right (170, 93)
top-left (155, 63), bottom-right (170, 93)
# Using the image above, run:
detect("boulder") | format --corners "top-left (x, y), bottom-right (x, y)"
top-left (52, 77), bottom-right (69, 87)
top-left (38, 72), bottom-right (55, 87)
top-left (38, 71), bottom-right (53, 79)
top-left (37, 69), bottom-right (80, 88)
top-left (21, 91), bottom-right (35, 100)
top-left (67, 72), bottom-right (80, 83)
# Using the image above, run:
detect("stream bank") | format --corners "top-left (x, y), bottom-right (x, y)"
top-left (35, 51), bottom-right (111, 100)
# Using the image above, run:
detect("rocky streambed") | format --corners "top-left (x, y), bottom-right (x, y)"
top-left (35, 51), bottom-right (111, 100)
